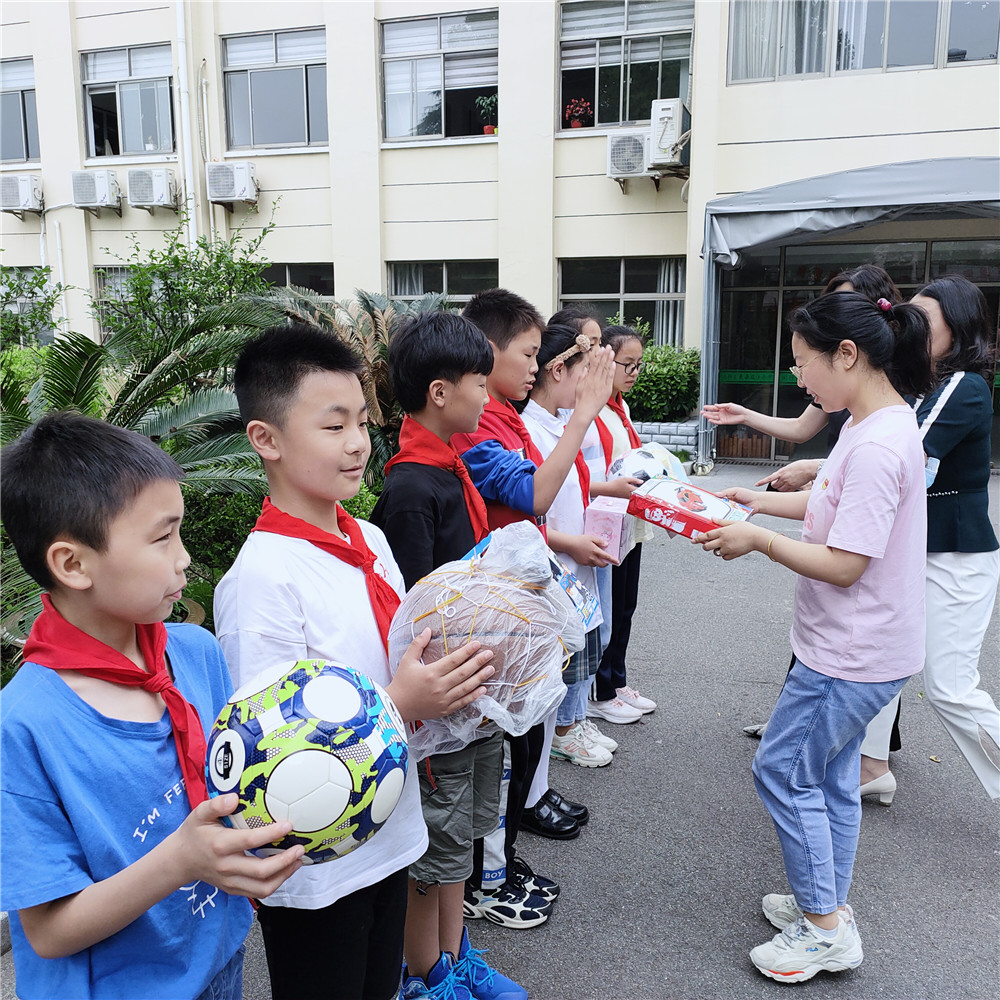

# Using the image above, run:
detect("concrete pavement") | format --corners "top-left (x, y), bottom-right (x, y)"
top-left (3, 462), bottom-right (997, 999)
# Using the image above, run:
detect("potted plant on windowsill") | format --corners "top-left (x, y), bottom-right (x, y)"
top-left (475, 93), bottom-right (498, 135)
top-left (564, 97), bottom-right (593, 128)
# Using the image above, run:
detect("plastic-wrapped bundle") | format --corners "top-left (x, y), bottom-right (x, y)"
top-left (388, 522), bottom-right (584, 760)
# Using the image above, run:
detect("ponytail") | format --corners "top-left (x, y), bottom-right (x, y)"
top-left (789, 291), bottom-right (933, 398)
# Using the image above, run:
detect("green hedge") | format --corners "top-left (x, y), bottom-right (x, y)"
top-left (625, 344), bottom-right (701, 423)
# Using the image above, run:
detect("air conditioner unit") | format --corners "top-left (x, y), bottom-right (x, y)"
top-left (127, 167), bottom-right (178, 211)
top-left (606, 129), bottom-right (655, 182)
top-left (71, 169), bottom-right (121, 216)
top-left (206, 161), bottom-right (258, 207)
top-left (647, 99), bottom-right (691, 169)
top-left (0, 173), bottom-right (43, 215)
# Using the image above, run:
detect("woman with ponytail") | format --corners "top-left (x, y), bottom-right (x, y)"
top-left (859, 274), bottom-right (1000, 802)
top-left (695, 291), bottom-right (933, 983)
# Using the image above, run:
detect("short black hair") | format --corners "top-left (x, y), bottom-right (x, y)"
top-left (235, 322), bottom-right (364, 427)
top-left (462, 288), bottom-right (544, 350)
top-left (389, 311), bottom-right (493, 414)
top-left (0, 411), bottom-right (183, 589)
top-left (548, 305), bottom-right (604, 334)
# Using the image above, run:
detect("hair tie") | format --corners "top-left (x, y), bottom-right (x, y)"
top-left (877, 298), bottom-right (892, 313)
top-left (544, 332), bottom-right (592, 371)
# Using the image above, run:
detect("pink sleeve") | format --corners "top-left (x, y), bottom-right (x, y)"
top-left (826, 443), bottom-right (905, 559)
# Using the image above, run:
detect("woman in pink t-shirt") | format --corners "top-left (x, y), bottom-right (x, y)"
top-left (695, 291), bottom-right (933, 985)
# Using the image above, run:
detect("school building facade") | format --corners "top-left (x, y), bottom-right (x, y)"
top-left (2, 0), bottom-right (998, 465)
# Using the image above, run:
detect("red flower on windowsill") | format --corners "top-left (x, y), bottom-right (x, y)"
top-left (564, 98), bottom-right (593, 126)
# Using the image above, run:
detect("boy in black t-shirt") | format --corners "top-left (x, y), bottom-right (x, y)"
top-left (371, 312), bottom-right (527, 1000)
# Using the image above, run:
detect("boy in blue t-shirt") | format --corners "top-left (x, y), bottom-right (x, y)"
top-left (0, 413), bottom-right (303, 1000)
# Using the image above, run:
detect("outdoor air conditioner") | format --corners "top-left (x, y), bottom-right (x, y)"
top-left (606, 129), bottom-right (656, 185)
top-left (206, 161), bottom-right (258, 207)
top-left (71, 169), bottom-right (121, 216)
top-left (647, 99), bottom-right (691, 170)
top-left (0, 173), bottom-right (43, 215)
top-left (127, 167), bottom-right (178, 211)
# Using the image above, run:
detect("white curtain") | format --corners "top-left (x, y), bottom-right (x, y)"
top-left (778, 0), bottom-right (829, 76)
top-left (729, 0), bottom-right (778, 80)
top-left (391, 263), bottom-right (423, 297)
top-left (654, 257), bottom-right (685, 347)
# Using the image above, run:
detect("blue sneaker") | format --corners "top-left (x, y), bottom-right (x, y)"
top-left (452, 927), bottom-right (528, 1000)
top-left (400, 952), bottom-right (474, 1000)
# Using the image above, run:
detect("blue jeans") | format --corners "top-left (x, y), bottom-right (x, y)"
top-left (556, 677), bottom-right (591, 726)
top-left (595, 564), bottom-right (613, 649)
top-left (195, 945), bottom-right (244, 1000)
top-left (752, 659), bottom-right (908, 914)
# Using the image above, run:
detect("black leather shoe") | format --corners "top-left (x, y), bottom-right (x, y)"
top-left (543, 788), bottom-right (589, 826)
top-left (520, 800), bottom-right (580, 840)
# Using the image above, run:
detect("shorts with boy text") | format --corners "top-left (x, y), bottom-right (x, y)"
top-left (410, 731), bottom-right (504, 885)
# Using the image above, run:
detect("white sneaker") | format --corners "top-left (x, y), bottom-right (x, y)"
top-left (579, 719), bottom-right (617, 753)
top-left (750, 912), bottom-right (863, 984)
top-left (586, 697), bottom-right (642, 725)
top-left (616, 685), bottom-right (656, 714)
top-left (550, 724), bottom-right (613, 767)
top-left (763, 893), bottom-right (856, 931)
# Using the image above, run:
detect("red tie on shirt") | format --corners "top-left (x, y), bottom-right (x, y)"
top-left (22, 594), bottom-right (208, 810)
top-left (253, 499), bottom-right (401, 651)
top-left (481, 396), bottom-right (546, 468)
top-left (594, 416), bottom-right (615, 476)
top-left (572, 446), bottom-right (591, 509)
top-left (605, 393), bottom-right (642, 450)
top-left (384, 416), bottom-right (490, 543)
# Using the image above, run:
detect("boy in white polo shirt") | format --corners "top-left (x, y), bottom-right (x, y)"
top-left (214, 323), bottom-right (496, 1000)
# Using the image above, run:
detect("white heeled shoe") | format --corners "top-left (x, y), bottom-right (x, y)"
top-left (859, 770), bottom-right (896, 806)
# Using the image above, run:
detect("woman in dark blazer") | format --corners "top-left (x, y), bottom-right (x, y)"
top-left (860, 274), bottom-right (999, 802)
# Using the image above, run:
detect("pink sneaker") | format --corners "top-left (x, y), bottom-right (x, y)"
top-left (616, 685), bottom-right (656, 714)
top-left (586, 697), bottom-right (642, 725)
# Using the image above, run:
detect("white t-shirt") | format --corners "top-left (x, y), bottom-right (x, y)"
top-left (790, 405), bottom-right (927, 682)
top-left (214, 519), bottom-right (428, 910)
top-left (521, 399), bottom-right (603, 629)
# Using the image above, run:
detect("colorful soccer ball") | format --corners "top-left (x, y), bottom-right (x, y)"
top-left (205, 659), bottom-right (408, 864)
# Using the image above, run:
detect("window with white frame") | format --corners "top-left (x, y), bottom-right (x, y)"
top-left (381, 11), bottom-right (499, 140)
top-left (1, 60), bottom-right (39, 162)
top-left (559, 257), bottom-right (686, 347)
top-left (81, 45), bottom-right (174, 157)
top-left (729, 0), bottom-right (999, 82)
top-left (262, 262), bottom-right (335, 297)
top-left (388, 260), bottom-right (499, 303)
top-left (223, 29), bottom-right (327, 149)
top-left (559, 0), bottom-right (693, 130)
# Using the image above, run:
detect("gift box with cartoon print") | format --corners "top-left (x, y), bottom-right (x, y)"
top-left (626, 477), bottom-right (753, 539)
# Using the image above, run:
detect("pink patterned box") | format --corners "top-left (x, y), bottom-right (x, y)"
top-left (583, 495), bottom-right (636, 564)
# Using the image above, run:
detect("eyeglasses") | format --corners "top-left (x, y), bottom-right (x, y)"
top-left (615, 360), bottom-right (645, 376)
top-left (788, 356), bottom-right (818, 382)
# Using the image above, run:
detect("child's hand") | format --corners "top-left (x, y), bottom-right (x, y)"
top-left (604, 476), bottom-right (643, 499)
top-left (169, 794), bottom-right (305, 899)
top-left (755, 459), bottom-right (821, 492)
top-left (564, 533), bottom-right (616, 567)
top-left (573, 346), bottom-right (616, 421)
top-left (693, 519), bottom-right (767, 560)
top-left (387, 628), bottom-right (495, 722)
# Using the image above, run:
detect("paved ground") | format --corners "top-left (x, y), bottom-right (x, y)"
top-left (3, 462), bottom-right (997, 999)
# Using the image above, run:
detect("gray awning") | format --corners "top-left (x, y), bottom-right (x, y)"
top-left (696, 157), bottom-right (1000, 471)
top-left (705, 157), bottom-right (1000, 267)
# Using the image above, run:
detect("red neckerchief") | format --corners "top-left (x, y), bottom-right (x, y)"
top-left (384, 416), bottom-right (490, 543)
top-left (594, 415), bottom-right (614, 475)
top-left (606, 393), bottom-right (642, 449)
top-left (480, 396), bottom-right (546, 468)
top-left (22, 595), bottom-right (208, 809)
top-left (573, 446), bottom-right (591, 509)
top-left (253, 498), bottom-right (400, 651)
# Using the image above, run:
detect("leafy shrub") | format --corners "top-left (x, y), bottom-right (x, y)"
top-left (625, 344), bottom-right (701, 423)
